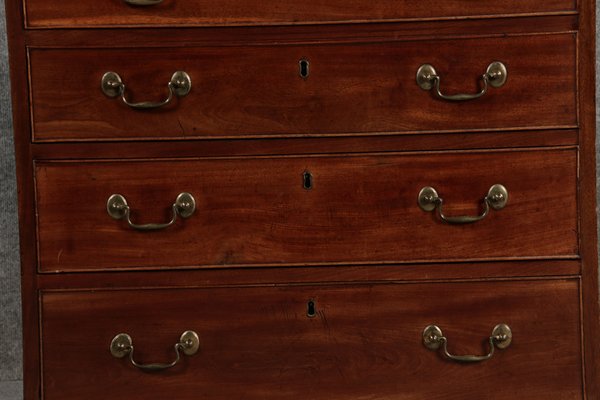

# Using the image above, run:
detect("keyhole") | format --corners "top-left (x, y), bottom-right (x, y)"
top-left (303, 171), bottom-right (313, 190)
top-left (307, 300), bottom-right (316, 318)
top-left (299, 59), bottom-right (310, 79)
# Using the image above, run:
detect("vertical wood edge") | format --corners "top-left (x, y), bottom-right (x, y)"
top-left (577, 0), bottom-right (600, 397)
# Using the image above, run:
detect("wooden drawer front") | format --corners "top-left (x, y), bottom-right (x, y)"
top-left (24, 0), bottom-right (575, 28)
top-left (35, 148), bottom-right (577, 272)
top-left (29, 33), bottom-right (576, 142)
top-left (40, 279), bottom-right (582, 399)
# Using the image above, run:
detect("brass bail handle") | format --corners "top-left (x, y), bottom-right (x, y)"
top-left (423, 324), bottom-right (512, 363)
top-left (106, 192), bottom-right (196, 231)
top-left (123, 0), bottom-right (163, 5)
top-left (416, 61), bottom-right (507, 101)
top-left (418, 184), bottom-right (508, 224)
top-left (110, 331), bottom-right (200, 371)
top-left (101, 71), bottom-right (191, 110)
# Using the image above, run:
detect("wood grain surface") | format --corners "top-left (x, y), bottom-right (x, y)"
top-left (573, 0), bottom-right (600, 394)
top-left (24, 0), bottom-right (576, 28)
top-left (21, 15), bottom-right (578, 47)
top-left (40, 278), bottom-right (582, 399)
top-left (35, 148), bottom-right (578, 272)
top-left (28, 129), bottom-right (579, 161)
top-left (33, 260), bottom-right (582, 290)
top-left (3, 0), bottom-right (597, 395)
top-left (28, 33), bottom-right (576, 142)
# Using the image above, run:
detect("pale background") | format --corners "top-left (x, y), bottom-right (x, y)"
top-left (0, 1), bottom-right (599, 398)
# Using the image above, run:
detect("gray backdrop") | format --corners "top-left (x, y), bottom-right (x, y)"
top-left (0, 0), bottom-right (22, 397)
top-left (0, 2), bottom-right (599, 399)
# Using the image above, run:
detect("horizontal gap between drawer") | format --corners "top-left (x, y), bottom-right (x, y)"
top-left (37, 274), bottom-right (582, 292)
top-left (35, 260), bottom-right (582, 289)
top-left (32, 144), bottom-right (579, 164)
top-left (24, 11), bottom-right (578, 32)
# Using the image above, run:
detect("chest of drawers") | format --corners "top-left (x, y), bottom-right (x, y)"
top-left (5, 1), bottom-right (600, 398)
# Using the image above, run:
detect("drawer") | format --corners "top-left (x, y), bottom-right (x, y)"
top-left (24, 0), bottom-right (575, 28)
top-left (29, 33), bottom-right (576, 142)
top-left (40, 279), bottom-right (582, 399)
top-left (35, 148), bottom-right (578, 272)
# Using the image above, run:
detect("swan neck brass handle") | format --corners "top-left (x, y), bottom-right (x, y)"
top-left (423, 324), bottom-right (512, 363)
top-left (101, 71), bottom-right (191, 110)
top-left (418, 184), bottom-right (508, 224)
top-left (110, 331), bottom-right (200, 371)
top-left (107, 192), bottom-right (196, 231)
top-left (416, 61), bottom-right (507, 101)
top-left (123, 0), bottom-right (163, 5)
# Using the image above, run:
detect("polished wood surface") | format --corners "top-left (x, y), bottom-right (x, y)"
top-left (29, 129), bottom-right (579, 161)
top-left (4, 0), bottom-right (598, 396)
top-left (29, 33), bottom-right (576, 142)
top-left (35, 148), bottom-right (577, 272)
top-left (34, 261), bottom-right (582, 290)
top-left (574, 0), bottom-right (600, 394)
top-left (40, 279), bottom-right (582, 400)
top-left (24, 0), bottom-right (575, 28)
top-left (21, 15), bottom-right (579, 47)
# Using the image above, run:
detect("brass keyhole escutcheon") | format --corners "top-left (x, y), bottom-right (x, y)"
top-left (303, 171), bottom-right (313, 190)
top-left (307, 299), bottom-right (317, 318)
top-left (299, 59), bottom-right (310, 79)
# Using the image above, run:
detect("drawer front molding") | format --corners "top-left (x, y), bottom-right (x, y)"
top-left (40, 279), bottom-right (583, 399)
top-left (35, 148), bottom-right (578, 272)
top-left (28, 33), bottom-right (576, 142)
top-left (24, 0), bottom-right (576, 29)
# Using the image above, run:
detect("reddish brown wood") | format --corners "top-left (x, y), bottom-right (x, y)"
top-left (4, 0), bottom-right (598, 397)
top-left (24, 0), bottom-right (575, 29)
top-left (575, 0), bottom-right (600, 395)
top-left (40, 279), bottom-right (583, 400)
top-left (35, 261), bottom-right (582, 290)
top-left (35, 148), bottom-right (578, 272)
top-left (29, 129), bottom-right (578, 161)
top-left (28, 33), bottom-right (576, 142)
top-left (21, 15), bottom-right (578, 48)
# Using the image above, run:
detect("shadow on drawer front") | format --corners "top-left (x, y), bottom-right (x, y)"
top-left (34, 148), bottom-right (578, 272)
top-left (28, 33), bottom-right (576, 142)
top-left (40, 279), bottom-right (582, 399)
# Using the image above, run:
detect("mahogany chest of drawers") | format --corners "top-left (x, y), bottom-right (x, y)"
top-left (5, 0), bottom-right (600, 398)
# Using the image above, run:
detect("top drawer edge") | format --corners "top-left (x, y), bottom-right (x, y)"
top-left (23, 1), bottom-right (578, 29)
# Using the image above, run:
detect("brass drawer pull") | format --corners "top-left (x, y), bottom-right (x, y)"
top-left (418, 184), bottom-right (508, 224)
top-left (416, 61), bottom-right (507, 101)
top-left (110, 331), bottom-right (200, 371)
top-left (123, 0), bottom-right (163, 5)
top-left (101, 71), bottom-right (191, 110)
top-left (423, 324), bottom-right (512, 363)
top-left (106, 192), bottom-right (196, 231)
